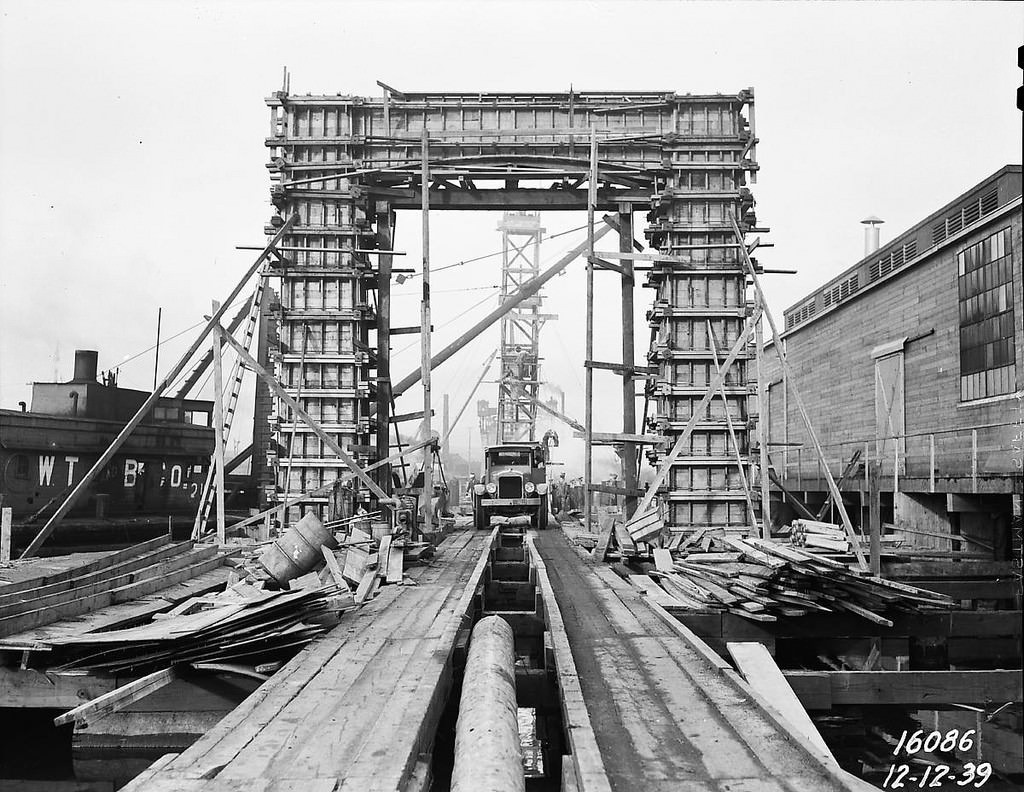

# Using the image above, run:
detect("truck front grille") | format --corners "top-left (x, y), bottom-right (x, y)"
top-left (497, 476), bottom-right (523, 498)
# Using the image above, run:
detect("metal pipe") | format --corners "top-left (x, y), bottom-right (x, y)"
top-left (451, 616), bottom-right (524, 792)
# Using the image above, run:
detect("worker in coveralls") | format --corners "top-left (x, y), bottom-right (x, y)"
top-left (552, 472), bottom-right (567, 516)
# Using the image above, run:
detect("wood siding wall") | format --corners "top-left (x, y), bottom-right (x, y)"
top-left (765, 208), bottom-right (1022, 492)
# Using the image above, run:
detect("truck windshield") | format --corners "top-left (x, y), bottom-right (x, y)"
top-left (488, 449), bottom-right (531, 466)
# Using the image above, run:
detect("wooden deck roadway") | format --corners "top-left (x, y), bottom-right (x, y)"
top-left (124, 527), bottom-right (870, 792)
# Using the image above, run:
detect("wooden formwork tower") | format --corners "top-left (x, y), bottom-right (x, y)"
top-left (264, 103), bottom-right (379, 524)
top-left (497, 211), bottom-right (547, 443)
top-left (644, 98), bottom-right (761, 534)
top-left (262, 86), bottom-right (760, 534)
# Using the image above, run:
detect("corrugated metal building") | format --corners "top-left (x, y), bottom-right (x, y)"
top-left (765, 165), bottom-right (1022, 552)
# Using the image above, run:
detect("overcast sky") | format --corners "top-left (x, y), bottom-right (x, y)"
top-left (0, 0), bottom-right (1020, 476)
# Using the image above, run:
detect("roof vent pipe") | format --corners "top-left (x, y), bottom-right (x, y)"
top-left (861, 216), bottom-right (884, 256)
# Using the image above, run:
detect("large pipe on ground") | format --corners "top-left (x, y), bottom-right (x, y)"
top-left (451, 616), bottom-right (524, 792)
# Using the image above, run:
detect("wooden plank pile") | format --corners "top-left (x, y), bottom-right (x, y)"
top-left (789, 519), bottom-right (850, 553)
top-left (45, 582), bottom-right (350, 675)
top-left (2, 526), bottom-right (437, 676)
top-left (0, 536), bottom-right (235, 640)
top-left (639, 535), bottom-right (955, 626)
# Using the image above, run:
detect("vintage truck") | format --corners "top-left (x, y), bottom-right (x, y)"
top-left (471, 442), bottom-right (550, 529)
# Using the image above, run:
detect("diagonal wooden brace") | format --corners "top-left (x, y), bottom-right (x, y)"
top-left (631, 308), bottom-right (760, 521)
top-left (217, 327), bottom-right (396, 506)
top-left (729, 216), bottom-right (868, 571)
top-left (20, 215), bottom-right (299, 558)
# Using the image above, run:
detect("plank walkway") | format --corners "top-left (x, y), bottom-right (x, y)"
top-left (122, 527), bottom-right (496, 792)
top-left (532, 530), bottom-right (865, 792)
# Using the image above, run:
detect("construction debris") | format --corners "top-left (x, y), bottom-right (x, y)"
top-left (637, 534), bottom-right (955, 625)
top-left (1, 519), bottom-right (439, 681)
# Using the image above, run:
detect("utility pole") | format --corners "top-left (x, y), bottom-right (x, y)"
top-left (211, 300), bottom-right (227, 544)
top-left (583, 127), bottom-right (597, 530)
top-left (420, 128), bottom-right (433, 533)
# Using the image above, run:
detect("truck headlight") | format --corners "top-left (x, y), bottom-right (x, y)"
top-left (473, 484), bottom-right (486, 495)
top-left (525, 482), bottom-right (536, 493)
top-left (486, 482), bottom-right (497, 494)
top-left (536, 483), bottom-right (548, 495)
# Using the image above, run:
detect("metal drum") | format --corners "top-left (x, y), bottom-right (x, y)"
top-left (258, 512), bottom-right (337, 586)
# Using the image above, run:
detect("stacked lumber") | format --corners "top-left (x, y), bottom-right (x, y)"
top-left (0, 536), bottom-right (235, 639)
top-left (2, 525), bottom-right (437, 676)
top-left (640, 536), bottom-right (955, 625)
top-left (790, 519), bottom-right (850, 552)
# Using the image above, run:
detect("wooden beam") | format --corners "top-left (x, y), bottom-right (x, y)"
top-left (420, 128), bottom-right (434, 534)
top-left (730, 217), bottom-right (867, 570)
top-left (55, 667), bottom-right (180, 727)
top-left (815, 450), bottom-right (863, 522)
top-left (754, 298), bottom-right (771, 538)
top-left (590, 432), bottom-right (666, 446)
top-left (390, 325), bottom-right (428, 335)
top-left (211, 300), bottom-right (227, 545)
top-left (0, 548), bottom-right (228, 637)
top-left (588, 255), bottom-right (627, 277)
top-left (376, 203), bottom-right (395, 499)
top-left (708, 321), bottom-right (759, 532)
top-left (784, 670), bottom-right (1022, 709)
top-left (0, 667), bottom-right (121, 709)
top-left (618, 207), bottom-right (639, 520)
top-left (868, 461), bottom-right (881, 576)
top-left (912, 579), bottom-right (1018, 599)
top-left (587, 483), bottom-right (645, 498)
top-left (526, 538), bottom-right (614, 792)
top-left (1, 507), bottom-right (11, 563)
top-left (693, 610), bottom-right (1022, 642)
top-left (767, 466), bottom-right (817, 521)
top-left (367, 186), bottom-right (654, 211)
top-left (593, 250), bottom-right (695, 265)
top-left (224, 443), bottom-right (253, 475)
top-left (584, 127), bottom-right (597, 531)
top-left (390, 410), bottom-right (432, 424)
top-left (0, 535), bottom-right (171, 599)
top-left (236, 244), bottom-right (407, 255)
top-left (20, 215), bottom-right (298, 557)
top-left (173, 294), bottom-right (254, 399)
top-left (584, 360), bottom-right (656, 375)
top-left (882, 560), bottom-right (1017, 578)
top-left (727, 642), bottom-right (836, 763)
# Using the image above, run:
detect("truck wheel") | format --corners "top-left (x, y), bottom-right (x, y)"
top-left (537, 503), bottom-right (549, 530)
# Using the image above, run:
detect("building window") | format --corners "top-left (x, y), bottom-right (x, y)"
top-left (957, 226), bottom-right (1016, 401)
top-left (153, 405), bottom-right (181, 422)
